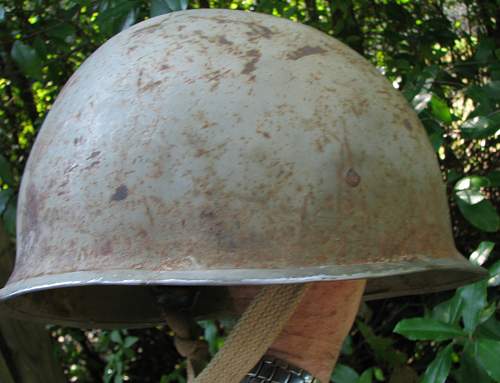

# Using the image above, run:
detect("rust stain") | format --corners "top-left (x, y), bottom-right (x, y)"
top-left (315, 138), bottom-right (324, 152)
top-left (83, 160), bottom-right (100, 171)
top-left (256, 129), bottom-right (271, 139)
top-left (345, 168), bottom-right (361, 187)
top-left (137, 69), bottom-right (144, 88)
top-left (241, 49), bottom-right (261, 76)
top-left (287, 46), bottom-right (327, 60)
top-left (300, 192), bottom-right (314, 224)
top-left (160, 64), bottom-right (171, 71)
top-left (73, 137), bottom-right (84, 146)
top-left (110, 184), bottom-right (128, 202)
top-left (87, 151), bottom-right (101, 160)
top-left (202, 120), bottom-right (216, 129)
top-left (131, 21), bottom-right (163, 38)
top-left (64, 164), bottom-right (78, 174)
top-left (100, 240), bottom-right (113, 256)
top-left (217, 35), bottom-right (233, 45)
top-left (140, 80), bottom-right (162, 92)
top-left (403, 119), bottom-right (413, 131)
top-left (195, 148), bottom-right (210, 157)
top-left (127, 45), bottom-right (138, 54)
top-left (204, 69), bottom-right (232, 92)
top-left (24, 184), bottom-right (40, 237)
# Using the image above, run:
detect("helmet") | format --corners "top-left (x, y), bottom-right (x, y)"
top-left (0, 9), bottom-right (486, 328)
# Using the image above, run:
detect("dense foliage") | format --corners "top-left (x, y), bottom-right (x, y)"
top-left (0, 0), bottom-right (499, 382)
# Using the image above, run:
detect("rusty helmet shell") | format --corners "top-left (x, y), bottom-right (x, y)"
top-left (0, 9), bottom-right (485, 327)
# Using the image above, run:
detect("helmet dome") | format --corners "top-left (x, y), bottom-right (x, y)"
top-left (0, 9), bottom-right (485, 327)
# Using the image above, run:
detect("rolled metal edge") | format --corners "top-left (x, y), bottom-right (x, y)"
top-left (0, 255), bottom-right (487, 328)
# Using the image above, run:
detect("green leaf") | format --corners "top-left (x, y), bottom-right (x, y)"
top-left (455, 344), bottom-right (493, 383)
top-left (474, 338), bottom-right (500, 381)
top-left (357, 321), bottom-right (406, 367)
top-left (123, 336), bottom-right (138, 348)
top-left (432, 293), bottom-right (464, 325)
top-left (373, 368), bottom-right (384, 381)
top-left (469, 241), bottom-right (495, 266)
top-left (166, 0), bottom-right (188, 10)
top-left (455, 188), bottom-right (484, 205)
top-left (478, 301), bottom-right (496, 324)
top-left (420, 343), bottom-right (453, 383)
top-left (405, 65), bottom-right (439, 104)
top-left (460, 116), bottom-right (499, 139)
top-left (97, 1), bottom-right (138, 36)
top-left (456, 197), bottom-right (499, 232)
top-left (454, 176), bottom-right (491, 206)
top-left (357, 369), bottom-right (373, 383)
top-left (484, 81), bottom-right (500, 100)
top-left (0, 155), bottom-right (14, 185)
top-left (151, 0), bottom-right (172, 16)
top-left (393, 318), bottom-right (465, 341)
top-left (447, 169), bottom-right (462, 185)
top-left (110, 330), bottom-right (123, 343)
top-left (0, 189), bottom-right (13, 215)
top-left (486, 170), bottom-right (500, 187)
top-left (331, 364), bottom-right (359, 383)
top-left (422, 118), bottom-right (444, 151)
top-left (46, 23), bottom-right (77, 44)
top-left (10, 41), bottom-right (43, 80)
top-left (2, 197), bottom-right (16, 237)
top-left (429, 95), bottom-right (452, 124)
top-left (341, 335), bottom-right (354, 356)
top-left (466, 85), bottom-right (492, 116)
top-left (476, 317), bottom-right (500, 341)
top-left (474, 38), bottom-right (496, 62)
top-left (488, 260), bottom-right (500, 286)
top-left (455, 175), bottom-right (490, 190)
top-left (199, 320), bottom-right (223, 356)
top-left (457, 279), bottom-right (488, 333)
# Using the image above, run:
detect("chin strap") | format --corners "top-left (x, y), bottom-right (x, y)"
top-left (192, 283), bottom-right (309, 383)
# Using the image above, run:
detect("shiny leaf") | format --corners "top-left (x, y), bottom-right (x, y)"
top-left (2, 197), bottom-right (16, 237)
top-left (0, 155), bottom-right (14, 185)
top-left (11, 41), bottom-right (43, 80)
top-left (0, 189), bottom-right (13, 215)
top-left (488, 260), bottom-right (500, 286)
top-left (474, 338), bottom-right (500, 381)
top-left (469, 241), bottom-right (495, 266)
top-left (456, 198), bottom-right (500, 233)
top-left (151, 0), bottom-right (172, 16)
top-left (455, 344), bottom-right (493, 383)
top-left (461, 116), bottom-right (499, 139)
top-left (358, 369), bottom-right (373, 383)
top-left (432, 293), bottom-right (464, 325)
top-left (420, 343), bottom-right (453, 383)
top-left (331, 364), bottom-right (359, 383)
top-left (429, 95), bottom-right (452, 124)
top-left (476, 317), bottom-right (500, 341)
top-left (166, 0), bottom-right (188, 11)
top-left (394, 318), bottom-right (465, 341)
top-left (457, 279), bottom-right (488, 333)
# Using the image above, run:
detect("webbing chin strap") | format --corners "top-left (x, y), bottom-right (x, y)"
top-left (192, 284), bottom-right (309, 383)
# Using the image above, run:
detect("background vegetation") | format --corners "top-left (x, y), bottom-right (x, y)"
top-left (0, 0), bottom-right (499, 382)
